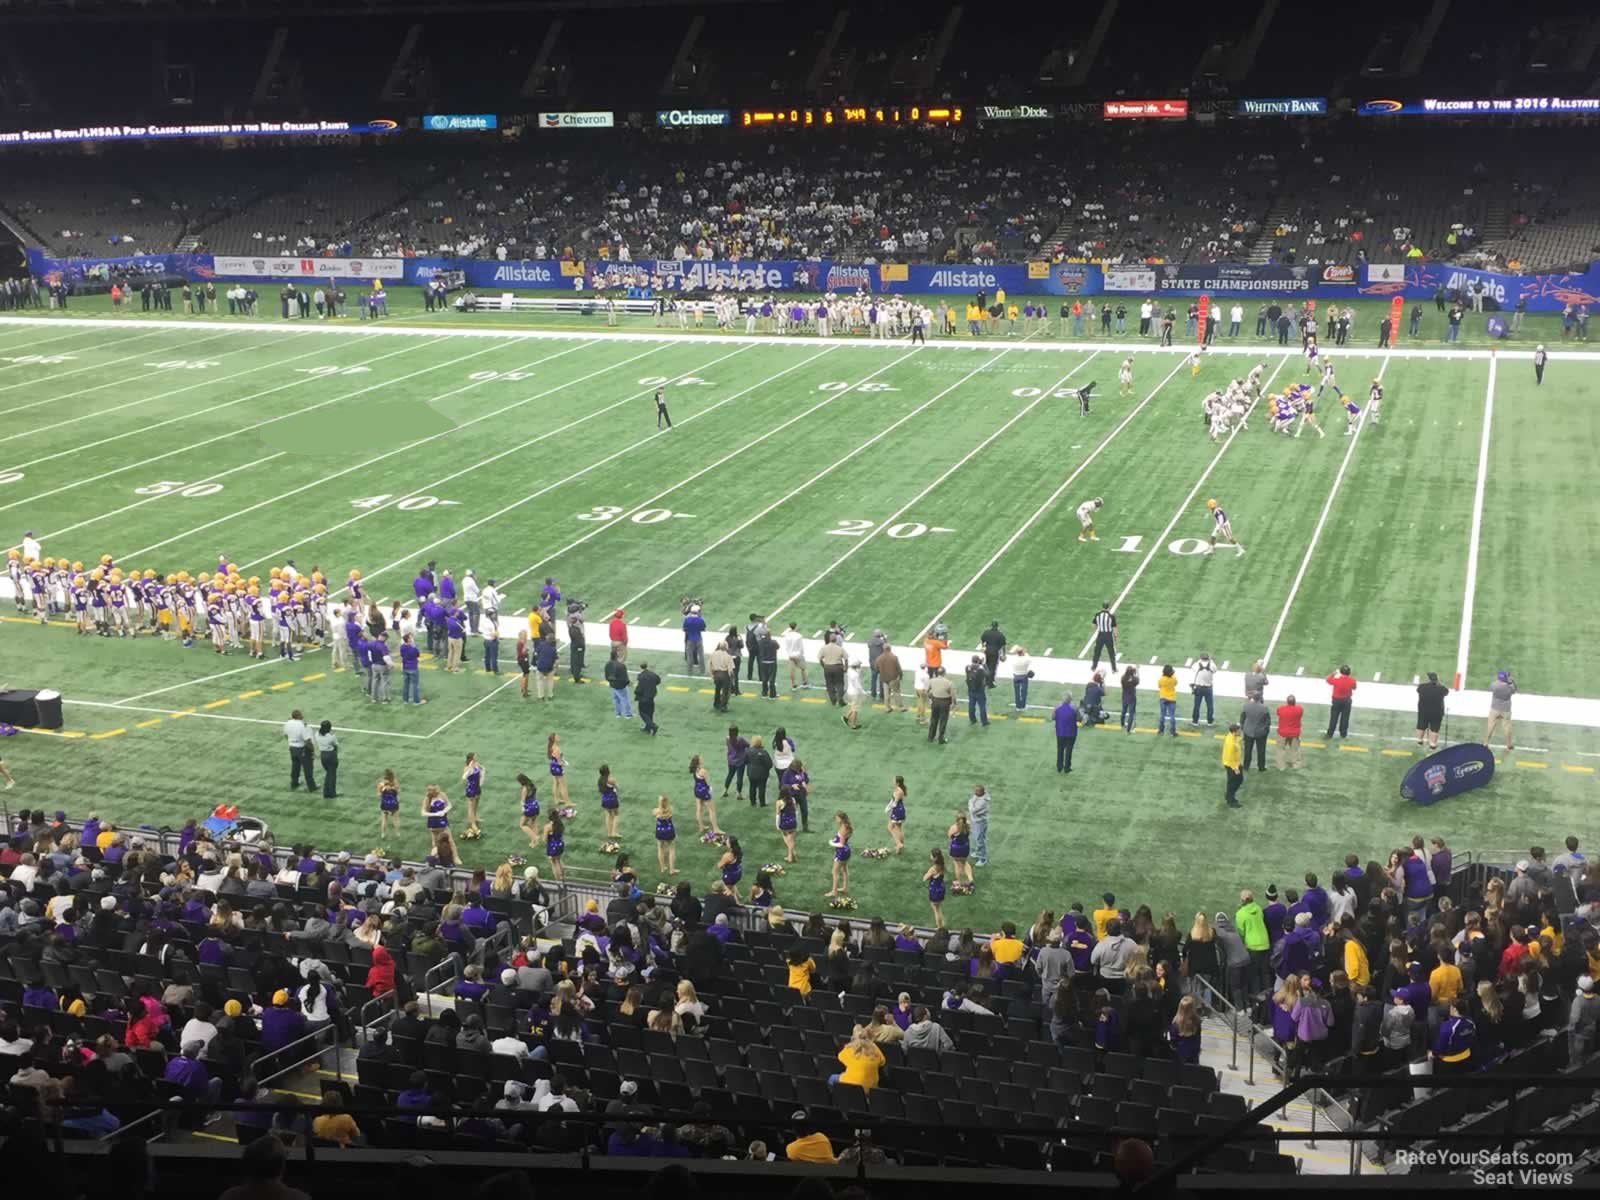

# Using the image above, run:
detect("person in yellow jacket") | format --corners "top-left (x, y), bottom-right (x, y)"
top-left (1157, 665), bottom-right (1179, 736)
top-left (1222, 723), bottom-right (1244, 808)
top-left (1341, 925), bottom-right (1371, 987)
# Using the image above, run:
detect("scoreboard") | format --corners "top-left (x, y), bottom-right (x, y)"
top-left (739, 106), bottom-right (963, 128)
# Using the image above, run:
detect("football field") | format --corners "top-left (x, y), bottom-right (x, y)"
top-left (3, 307), bottom-right (1597, 929)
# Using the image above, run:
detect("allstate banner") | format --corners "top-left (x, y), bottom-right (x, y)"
top-left (1401, 743), bottom-right (1496, 807)
top-left (26, 248), bottom-right (213, 283)
top-left (211, 255), bottom-right (404, 281)
top-left (1359, 262), bottom-right (1600, 313)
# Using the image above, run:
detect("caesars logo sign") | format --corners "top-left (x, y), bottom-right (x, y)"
top-left (539, 111), bottom-right (615, 130)
top-left (1320, 265), bottom-right (1357, 284)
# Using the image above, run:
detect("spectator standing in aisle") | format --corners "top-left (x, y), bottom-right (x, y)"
top-left (535, 636), bottom-right (558, 700)
top-left (1010, 645), bottom-right (1033, 711)
top-left (867, 629), bottom-right (889, 700)
top-left (964, 656), bottom-right (990, 728)
top-left (605, 651), bottom-right (632, 719)
top-left (1325, 666), bottom-right (1357, 738)
top-left (1410, 304), bottom-right (1423, 336)
top-left (1157, 665), bottom-right (1179, 736)
top-left (608, 609), bottom-right (628, 661)
top-left (980, 621), bottom-right (1007, 685)
top-left (1053, 693), bottom-right (1079, 774)
top-left (1229, 303), bottom-right (1243, 338)
top-left (818, 637), bottom-right (847, 706)
top-left (709, 641), bottom-right (735, 713)
top-left (1239, 692), bottom-right (1270, 772)
top-left (283, 710), bottom-right (316, 791)
top-left (757, 626), bottom-right (780, 698)
top-left (1274, 694), bottom-right (1304, 768)
top-left (874, 640), bottom-right (903, 712)
top-left (682, 605), bottom-right (706, 675)
top-left (481, 611), bottom-right (500, 674)
top-left (781, 623), bottom-right (808, 690)
top-left (566, 604), bottom-right (585, 682)
top-left (635, 662), bottom-right (660, 736)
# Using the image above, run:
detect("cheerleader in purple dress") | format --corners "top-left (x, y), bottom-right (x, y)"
top-left (598, 764), bottom-right (622, 840)
top-left (885, 775), bottom-right (907, 855)
top-left (461, 753), bottom-right (485, 840)
top-left (716, 835), bottom-right (744, 903)
top-left (545, 733), bottom-right (570, 809)
top-left (947, 812), bottom-right (972, 886)
top-left (517, 773), bottom-right (540, 849)
top-left (422, 785), bottom-right (459, 864)
top-left (653, 794), bottom-right (677, 876)
top-left (688, 754), bottom-right (721, 836)
top-left (775, 787), bottom-right (798, 864)
top-left (376, 768), bottom-right (400, 840)
top-left (924, 848), bottom-right (947, 928)
top-left (543, 812), bottom-right (566, 882)
top-left (827, 811), bottom-right (853, 898)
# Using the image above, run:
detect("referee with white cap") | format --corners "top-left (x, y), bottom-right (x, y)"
top-left (1090, 603), bottom-right (1117, 672)
top-left (1534, 345), bottom-right (1547, 386)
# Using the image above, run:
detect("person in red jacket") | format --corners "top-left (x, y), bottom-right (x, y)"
top-left (1275, 694), bottom-right (1305, 769)
top-left (608, 609), bottom-right (628, 662)
top-left (1325, 665), bottom-right (1357, 738)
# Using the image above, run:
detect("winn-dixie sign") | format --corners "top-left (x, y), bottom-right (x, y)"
top-left (978, 104), bottom-right (1053, 121)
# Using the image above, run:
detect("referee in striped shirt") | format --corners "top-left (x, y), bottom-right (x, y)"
top-left (1091, 603), bottom-right (1117, 671)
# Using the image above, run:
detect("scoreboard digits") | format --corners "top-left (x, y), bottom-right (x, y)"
top-left (740, 106), bottom-right (961, 128)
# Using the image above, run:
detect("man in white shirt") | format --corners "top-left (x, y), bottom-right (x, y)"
top-left (1191, 655), bottom-right (1216, 726)
top-left (283, 709), bottom-right (316, 790)
top-left (1229, 303), bottom-right (1244, 337)
top-left (20, 532), bottom-right (40, 562)
top-left (779, 623), bottom-right (808, 690)
top-left (8, 854), bottom-right (38, 893)
top-left (180, 1003), bottom-right (219, 1050)
top-left (463, 570), bottom-right (481, 634)
top-left (478, 578), bottom-right (501, 620)
top-left (491, 1033), bottom-right (531, 1059)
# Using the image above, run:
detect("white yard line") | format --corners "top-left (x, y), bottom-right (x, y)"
top-left (426, 675), bottom-right (522, 739)
top-left (0, 329), bottom-right (303, 430)
top-left (36, 454), bottom-right (286, 543)
top-left (1261, 356), bottom-right (1392, 667)
top-left (1, 314), bottom-right (1588, 362)
top-left (112, 652), bottom-right (317, 704)
top-left (612, 349), bottom-right (1063, 612)
top-left (914, 355), bottom-right (1189, 641)
top-left (1454, 352), bottom-right (1497, 691)
top-left (0, 338), bottom-right (505, 514)
top-left (113, 340), bottom-right (616, 561)
top-left (0, 328), bottom-right (172, 394)
top-left (235, 343), bottom-right (753, 571)
top-left (493, 349), bottom-right (925, 593)
top-left (0, 326), bottom-right (118, 359)
top-left (768, 353), bottom-right (1097, 620)
top-left (1078, 354), bottom-right (1293, 657)
top-left (351, 344), bottom-right (850, 590)
top-left (70, 697), bottom-right (428, 740)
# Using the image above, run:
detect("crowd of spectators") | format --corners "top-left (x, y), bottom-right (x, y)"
top-left (1, 802), bottom-right (1597, 1176)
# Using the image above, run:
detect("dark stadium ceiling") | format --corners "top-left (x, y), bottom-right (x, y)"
top-left (0, 0), bottom-right (775, 18)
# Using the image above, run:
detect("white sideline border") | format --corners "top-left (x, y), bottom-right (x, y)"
top-left (0, 315), bottom-right (1590, 361)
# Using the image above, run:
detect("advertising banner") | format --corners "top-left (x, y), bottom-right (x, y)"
top-left (1236, 97), bottom-right (1327, 116)
top-left (1152, 263), bottom-right (1319, 294)
top-left (1358, 96), bottom-right (1600, 117)
top-left (1358, 262), bottom-right (1600, 313)
top-left (26, 249), bottom-right (211, 283)
top-left (211, 255), bottom-right (403, 281)
top-left (538, 111), bottom-right (614, 129)
top-left (1102, 265), bottom-right (1158, 293)
top-left (1102, 99), bottom-right (1188, 119)
top-left (423, 114), bottom-right (497, 131)
top-left (0, 119), bottom-right (397, 147)
top-left (978, 104), bottom-right (1054, 122)
top-left (1401, 743), bottom-right (1496, 807)
top-left (655, 109), bottom-right (732, 127)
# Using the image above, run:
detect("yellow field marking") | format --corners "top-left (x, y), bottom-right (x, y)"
top-left (697, 688), bottom-right (715, 695)
top-left (1563, 764), bottom-right (1596, 775)
top-left (171, 708), bottom-right (196, 719)
top-left (800, 697), bottom-right (827, 704)
top-left (301, 672), bottom-right (326, 682)
top-left (202, 699), bottom-right (231, 709)
top-left (1177, 731), bottom-right (1201, 738)
top-left (269, 681), bottom-right (295, 691)
top-left (1381, 749), bottom-right (1414, 758)
top-left (238, 689), bottom-right (264, 700)
top-left (990, 714), bottom-right (1009, 721)
top-left (1018, 716), bottom-right (1044, 724)
top-left (1302, 740), bottom-right (1326, 749)
top-left (135, 718), bottom-right (163, 729)
top-left (17, 726), bottom-right (86, 738)
top-left (665, 685), bottom-right (690, 693)
top-left (1516, 760), bottom-right (1548, 770)
top-left (419, 664), bottom-right (438, 671)
top-left (1338, 744), bottom-right (1369, 753)
top-left (192, 1131), bottom-right (236, 1144)
top-left (90, 728), bottom-right (127, 740)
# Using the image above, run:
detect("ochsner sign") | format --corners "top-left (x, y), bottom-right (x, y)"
top-left (656, 109), bottom-right (731, 127)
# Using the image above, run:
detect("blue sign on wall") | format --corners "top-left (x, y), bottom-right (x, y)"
top-left (1236, 97), bottom-right (1327, 116)
top-left (423, 114), bottom-right (497, 132)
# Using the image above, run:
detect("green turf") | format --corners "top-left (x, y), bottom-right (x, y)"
top-left (2, 307), bottom-right (1595, 934)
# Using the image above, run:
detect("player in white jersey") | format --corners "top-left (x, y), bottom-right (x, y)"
top-left (1244, 362), bottom-right (1266, 398)
top-left (1316, 357), bottom-right (1344, 402)
top-left (1076, 497), bottom-right (1104, 542)
top-left (1303, 334), bottom-right (1320, 374)
top-left (1205, 498), bottom-right (1242, 551)
top-left (1118, 357), bottom-right (1134, 398)
top-left (1367, 379), bottom-right (1384, 425)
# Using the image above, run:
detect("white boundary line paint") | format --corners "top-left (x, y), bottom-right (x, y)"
top-left (0, 329), bottom-right (307, 427)
top-left (234, 343), bottom-right (759, 571)
top-left (0, 337), bottom-right (510, 514)
top-left (610, 349), bottom-right (1075, 613)
top-left (426, 675), bottom-right (522, 739)
top-left (0, 314), bottom-right (1583, 362)
top-left (114, 339), bottom-right (642, 562)
top-left (0, 325), bottom-right (124, 359)
top-left (69, 697), bottom-right (428, 740)
top-left (113, 653), bottom-right (315, 703)
top-left (913, 355), bottom-right (1190, 641)
top-left (1077, 354), bottom-right (1293, 658)
top-left (767, 353), bottom-right (1097, 620)
top-left (1260, 355), bottom-right (1393, 667)
top-left (37, 453), bottom-right (286, 543)
top-left (0, 328), bottom-right (173, 394)
top-left (1454, 351), bottom-right (1497, 691)
top-left (492, 349), bottom-right (926, 592)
